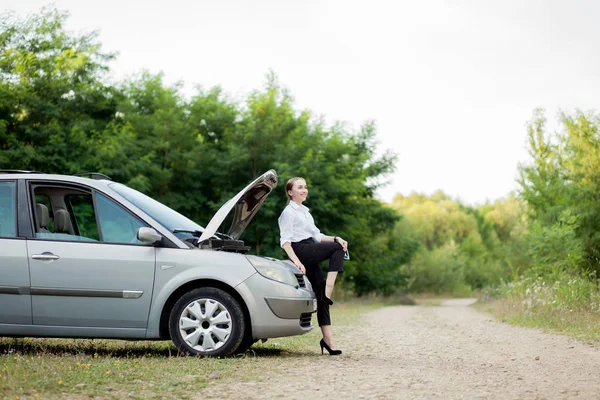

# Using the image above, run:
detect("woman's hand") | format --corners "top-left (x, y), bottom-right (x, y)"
top-left (334, 236), bottom-right (348, 252)
top-left (294, 261), bottom-right (306, 274)
top-left (282, 242), bottom-right (306, 274)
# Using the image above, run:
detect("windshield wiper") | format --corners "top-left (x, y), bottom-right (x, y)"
top-left (173, 229), bottom-right (233, 240)
top-left (172, 229), bottom-right (203, 236)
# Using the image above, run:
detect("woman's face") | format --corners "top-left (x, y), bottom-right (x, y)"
top-left (288, 179), bottom-right (308, 204)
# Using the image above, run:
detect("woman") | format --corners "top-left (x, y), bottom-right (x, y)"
top-left (278, 177), bottom-right (348, 356)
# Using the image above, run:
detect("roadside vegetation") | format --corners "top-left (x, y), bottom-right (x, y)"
top-left (478, 109), bottom-right (600, 342)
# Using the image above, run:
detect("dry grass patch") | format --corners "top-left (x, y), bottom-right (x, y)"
top-left (475, 297), bottom-right (600, 344)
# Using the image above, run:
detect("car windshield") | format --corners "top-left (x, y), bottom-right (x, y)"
top-left (108, 183), bottom-right (204, 233)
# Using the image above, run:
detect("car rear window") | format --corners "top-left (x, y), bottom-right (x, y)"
top-left (0, 182), bottom-right (17, 238)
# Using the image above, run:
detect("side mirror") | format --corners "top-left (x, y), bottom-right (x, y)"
top-left (137, 227), bottom-right (163, 244)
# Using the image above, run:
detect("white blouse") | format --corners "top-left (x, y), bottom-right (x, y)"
top-left (278, 201), bottom-right (323, 248)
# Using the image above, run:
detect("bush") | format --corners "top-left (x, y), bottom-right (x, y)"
top-left (526, 210), bottom-right (586, 279)
top-left (501, 273), bottom-right (600, 315)
top-left (402, 243), bottom-right (468, 295)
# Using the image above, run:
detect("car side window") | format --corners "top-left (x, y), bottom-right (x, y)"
top-left (0, 182), bottom-right (17, 238)
top-left (68, 194), bottom-right (100, 241)
top-left (33, 186), bottom-right (99, 242)
top-left (95, 193), bottom-right (146, 244)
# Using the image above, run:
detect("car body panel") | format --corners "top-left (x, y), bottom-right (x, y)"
top-left (235, 273), bottom-right (314, 339)
top-left (27, 240), bottom-right (156, 328)
top-left (264, 297), bottom-right (317, 319)
top-left (0, 238), bottom-right (31, 325)
top-left (145, 247), bottom-right (257, 338)
top-left (0, 323), bottom-right (146, 339)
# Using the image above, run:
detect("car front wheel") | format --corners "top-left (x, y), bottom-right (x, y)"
top-left (169, 287), bottom-right (245, 357)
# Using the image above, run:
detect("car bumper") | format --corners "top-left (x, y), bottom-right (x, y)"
top-left (264, 296), bottom-right (317, 318)
top-left (236, 273), bottom-right (316, 339)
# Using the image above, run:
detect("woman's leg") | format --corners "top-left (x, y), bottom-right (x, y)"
top-left (300, 241), bottom-right (344, 301)
top-left (320, 324), bottom-right (336, 349)
top-left (303, 260), bottom-right (337, 350)
top-left (325, 271), bottom-right (338, 300)
top-left (302, 259), bottom-right (330, 328)
top-left (292, 240), bottom-right (343, 351)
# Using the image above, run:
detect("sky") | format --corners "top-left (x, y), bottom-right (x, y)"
top-left (5, 0), bottom-right (600, 205)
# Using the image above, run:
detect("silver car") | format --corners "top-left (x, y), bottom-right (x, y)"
top-left (0, 169), bottom-right (316, 356)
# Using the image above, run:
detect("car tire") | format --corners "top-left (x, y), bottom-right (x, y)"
top-left (233, 330), bottom-right (258, 355)
top-left (169, 287), bottom-right (246, 357)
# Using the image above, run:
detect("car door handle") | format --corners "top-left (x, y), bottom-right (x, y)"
top-left (32, 252), bottom-right (60, 261)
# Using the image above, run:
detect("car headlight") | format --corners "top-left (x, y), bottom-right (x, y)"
top-left (246, 255), bottom-right (299, 287)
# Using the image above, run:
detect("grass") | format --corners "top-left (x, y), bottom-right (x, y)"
top-left (475, 296), bottom-right (600, 344)
top-left (0, 300), bottom-right (400, 399)
top-left (475, 275), bottom-right (600, 344)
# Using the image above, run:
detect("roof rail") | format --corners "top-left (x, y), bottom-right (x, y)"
top-left (0, 170), bottom-right (45, 174)
top-left (73, 172), bottom-right (112, 181)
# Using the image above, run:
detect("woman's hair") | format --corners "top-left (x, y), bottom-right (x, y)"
top-left (285, 177), bottom-right (305, 205)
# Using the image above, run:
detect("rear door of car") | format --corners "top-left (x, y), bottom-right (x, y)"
top-left (26, 181), bottom-right (156, 330)
top-left (0, 179), bottom-right (31, 325)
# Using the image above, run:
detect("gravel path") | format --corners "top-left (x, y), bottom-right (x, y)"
top-left (200, 300), bottom-right (600, 399)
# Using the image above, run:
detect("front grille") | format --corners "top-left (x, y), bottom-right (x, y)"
top-left (299, 312), bottom-right (312, 328)
top-left (295, 274), bottom-right (306, 289)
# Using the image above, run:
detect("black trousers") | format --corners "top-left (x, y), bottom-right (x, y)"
top-left (292, 238), bottom-right (345, 326)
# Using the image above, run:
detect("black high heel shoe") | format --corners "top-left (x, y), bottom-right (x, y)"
top-left (320, 339), bottom-right (342, 356)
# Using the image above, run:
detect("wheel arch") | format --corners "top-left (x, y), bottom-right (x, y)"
top-left (158, 279), bottom-right (252, 341)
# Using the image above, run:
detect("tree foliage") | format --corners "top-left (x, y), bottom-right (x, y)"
top-left (391, 192), bottom-right (529, 294)
top-left (0, 8), bottom-right (117, 173)
top-left (519, 109), bottom-right (600, 277)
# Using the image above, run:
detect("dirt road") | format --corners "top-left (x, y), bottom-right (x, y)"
top-left (200, 300), bottom-right (600, 399)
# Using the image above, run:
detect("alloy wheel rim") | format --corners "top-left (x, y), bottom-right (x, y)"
top-left (178, 298), bottom-right (233, 352)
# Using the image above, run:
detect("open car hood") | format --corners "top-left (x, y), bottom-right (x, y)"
top-left (197, 169), bottom-right (278, 244)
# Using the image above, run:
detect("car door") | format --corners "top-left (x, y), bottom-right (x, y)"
top-left (27, 182), bottom-right (156, 329)
top-left (0, 180), bottom-right (31, 325)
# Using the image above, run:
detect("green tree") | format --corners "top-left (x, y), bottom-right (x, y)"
top-left (0, 8), bottom-right (117, 172)
top-left (392, 191), bottom-right (528, 293)
top-left (519, 109), bottom-right (600, 276)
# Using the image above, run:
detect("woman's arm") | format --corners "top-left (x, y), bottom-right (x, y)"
top-left (279, 210), bottom-right (305, 272)
top-left (282, 242), bottom-right (305, 274)
top-left (307, 213), bottom-right (348, 251)
top-left (322, 235), bottom-right (348, 251)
